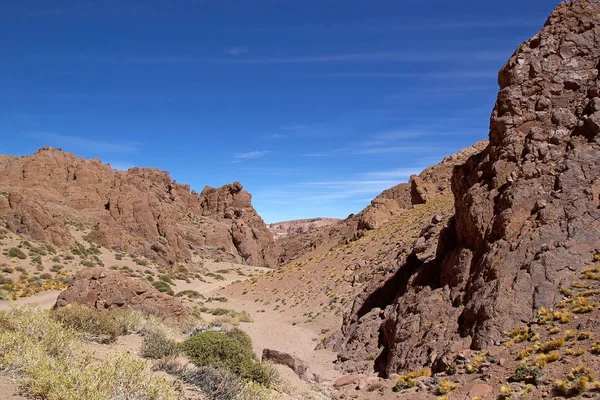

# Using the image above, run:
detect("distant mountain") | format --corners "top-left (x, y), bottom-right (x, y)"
top-left (268, 218), bottom-right (341, 238)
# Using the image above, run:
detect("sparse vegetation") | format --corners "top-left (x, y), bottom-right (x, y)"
top-left (437, 378), bottom-right (458, 395)
top-left (51, 304), bottom-right (132, 342)
top-left (6, 247), bottom-right (26, 259)
top-left (511, 363), bottom-right (542, 384)
top-left (140, 330), bottom-right (180, 359)
top-left (539, 337), bottom-right (565, 353)
top-left (193, 306), bottom-right (253, 322)
top-left (152, 280), bottom-right (175, 296)
top-left (465, 352), bottom-right (487, 373)
top-left (175, 289), bottom-right (203, 299)
top-left (0, 305), bottom-right (182, 400)
top-left (182, 330), bottom-right (276, 386)
top-left (393, 368), bottom-right (431, 391)
top-left (554, 366), bottom-right (595, 397)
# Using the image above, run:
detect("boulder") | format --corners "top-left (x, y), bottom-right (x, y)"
top-left (54, 268), bottom-right (191, 321)
top-left (261, 348), bottom-right (317, 382)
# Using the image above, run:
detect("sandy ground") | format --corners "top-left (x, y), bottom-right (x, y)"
top-left (0, 228), bottom-right (339, 399)
top-left (174, 261), bottom-right (341, 396)
top-left (0, 290), bottom-right (61, 311)
top-left (0, 376), bottom-right (27, 399)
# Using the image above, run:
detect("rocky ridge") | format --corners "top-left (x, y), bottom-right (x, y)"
top-left (335, 0), bottom-right (600, 377)
top-left (0, 148), bottom-right (276, 267)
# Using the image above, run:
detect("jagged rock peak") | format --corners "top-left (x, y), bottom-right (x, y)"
top-left (336, 0), bottom-right (600, 376)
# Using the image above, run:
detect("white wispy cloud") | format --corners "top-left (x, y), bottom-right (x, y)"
top-left (30, 132), bottom-right (139, 153)
top-left (375, 18), bottom-right (541, 32)
top-left (55, 50), bottom-right (508, 66)
top-left (213, 50), bottom-right (508, 64)
top-left (264, 133), bottom-right (287, 139)
top-left (282, 124), bottom-right (308, 131)
top-left (257, 175), bottom-right (419, 207)
top-left (233, 150), bottom-right (270, 160)
top-left (319, 71), bottom-right (498, 79)
top-left (225, 47), bottom-right (248, 55)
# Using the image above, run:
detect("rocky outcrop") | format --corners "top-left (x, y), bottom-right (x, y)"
top-left (261, 348), bottom-right (317, 382)
top-left (0, 147), bottom-right (276, 266)
top-left (336, 1), bottom-right (600, 377)
top-left (0, 191), bottom-right (73, 247)
top-left (276, 141), bottom-right (486, 266)
top-left (268, 218), bottom-right (340, 238)
top-left (55, 268), bottom-right (190, 321)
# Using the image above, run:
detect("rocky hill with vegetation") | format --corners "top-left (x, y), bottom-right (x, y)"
top-left (0, 147), bottom-right (276, 267)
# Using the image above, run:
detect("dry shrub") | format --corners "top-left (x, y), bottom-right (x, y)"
top-left (0, 304), bottom-right (182, 400)
top-left (141, 330), bottom-right (180, 359)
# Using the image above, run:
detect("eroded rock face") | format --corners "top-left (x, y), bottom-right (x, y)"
top-left (336, 1), bottom-right (600, 376)
top-left (55, 268), bottom-right (190, 321)
top-left (0, 147), bottom-right (276, 266)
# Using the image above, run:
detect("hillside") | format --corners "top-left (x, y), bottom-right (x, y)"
top-left (274, 142), bottom-right (487, 266)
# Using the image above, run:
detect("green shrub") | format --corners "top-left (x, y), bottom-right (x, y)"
top-left (7, 247), bottom-right (26, 259)
top-left (512, 363), bottom-right (542, 384)
top-left (0, 276), bottom-right (13, 285)
top-left (152, 280), bottom-right (174, 296)
top-left (157, 360), bottom-right (244, 400)
top-left (175, 290), bottom-right (203, 299)
top-left (207, 296), bottom-right (228, 303)
top-left (159, 274), bottom-right (174, 285)
top-left (227, 327), bottom-right (253, 349)
top-left (50, 264), bottom-right (63, 272)
top-left (193, 306), bottom-right (253, 323)
top-left (206, 272), bottom-right (226, 281)
top-left (182, 330), bottom-right (274, 386)
top-left (28, 246), bottom-right (47, 256)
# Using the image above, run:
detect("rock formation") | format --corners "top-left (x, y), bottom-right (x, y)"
top-left (0, 147), bottom-right (276, 266)
top-left (335, 1), bottom-right (600, 377)
top-left (268, 218), bottom-right (340, 238)
top-left (261, 348), bottom-right (317, 382)
top-left (55, 268), bottom-right (190, 321)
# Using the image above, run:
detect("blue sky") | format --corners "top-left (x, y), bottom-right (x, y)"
top-left (1, 0), bottom-right (559, 222)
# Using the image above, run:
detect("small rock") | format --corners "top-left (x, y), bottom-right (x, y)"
top-left (333, 374), bottom-right (366, 388)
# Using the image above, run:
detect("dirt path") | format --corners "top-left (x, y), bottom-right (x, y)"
top-left (0, 375), bottom-right (27, 399)
top-left (175, 262), bottom-right (341, 386)
top-left (0, 290), bottom-right (61, 311)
